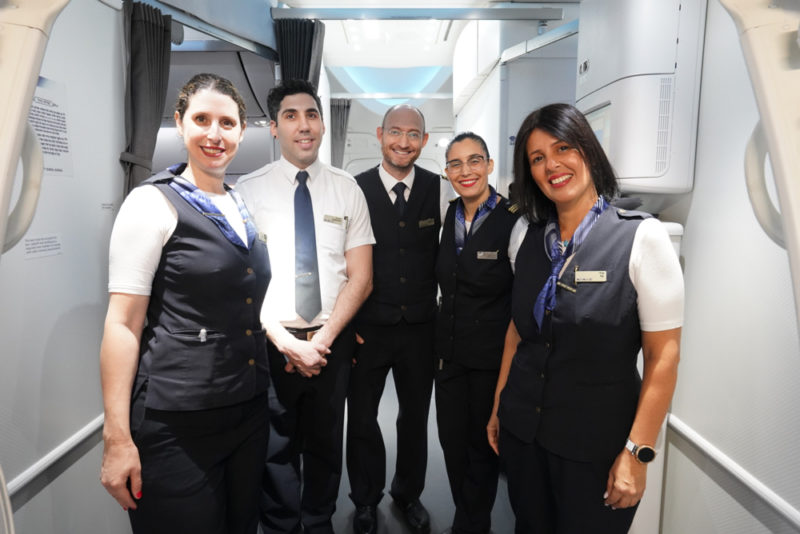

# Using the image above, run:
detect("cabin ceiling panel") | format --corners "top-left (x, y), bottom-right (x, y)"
top-left (155, 0), bottom-right (277, 51)
top-left (279, 1), bottom-right (571, 67)
top-left (165, 50), bottom-right (275, 120)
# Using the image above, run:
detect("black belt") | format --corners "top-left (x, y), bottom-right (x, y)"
top-left (285, 325), bottom-right (322, 341)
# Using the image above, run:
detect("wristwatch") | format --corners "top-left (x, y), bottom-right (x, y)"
top-left (625, 438), bottom-right (657, 463)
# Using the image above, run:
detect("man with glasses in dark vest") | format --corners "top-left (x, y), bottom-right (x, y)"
top-left (237, 79), bottom-right (374, 534)
top-left (346, 104), bottom-right (453, 534)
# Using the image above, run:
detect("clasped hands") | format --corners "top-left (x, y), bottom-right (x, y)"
top-left (282, 330), bottom-right (331, 377)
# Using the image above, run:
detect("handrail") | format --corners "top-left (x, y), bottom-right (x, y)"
top-left (719, 0), bottom-right (800, 341)
top-left (7, 414), bottom-right (104, 512)
top-left (0, 465), bottom-right (15, 534)
top-left (0, 0), bottom-right (70, 262)
top-left (3, 122), bottom-right (44, 253)
top-left (744, 120), bottom-right (784, 248)
top-left (668, 414), bottom-right (800, 530)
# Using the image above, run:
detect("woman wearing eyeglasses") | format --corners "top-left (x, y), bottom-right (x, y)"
top-left (434, 132), bottom-right (520, 534)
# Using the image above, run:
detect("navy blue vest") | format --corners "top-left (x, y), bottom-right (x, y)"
top-left (134, 168), bottom-right (271, 410)
top-left (435, 197), bottom-right (519, 369)
top-left (355, 165), bottom-right (441, 325)
top-left (498, 207), bottom-right (648, 462)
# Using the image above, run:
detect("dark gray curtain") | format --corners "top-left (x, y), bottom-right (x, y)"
top-left (330, 98), bottom-right (351, 169)
top-left (120, 0), bottom-right (171, 192)
top-left (274, 19), bottom-right (325, 88)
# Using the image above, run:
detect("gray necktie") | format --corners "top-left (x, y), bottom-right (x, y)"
top-left (294, 171), bottom-right (321, 322)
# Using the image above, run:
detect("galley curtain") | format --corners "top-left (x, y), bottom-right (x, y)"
top-left (274, 19), bottom-right (325, 89)
top-left (330, 98), bottom-right (351, 169)
top-left (120, 0), bottom-right (171, 192)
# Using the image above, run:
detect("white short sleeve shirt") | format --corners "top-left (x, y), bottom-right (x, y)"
top-left (507, 214), bottom-right (684, 332)
top-left (236, 157), bottom-right (375, 325)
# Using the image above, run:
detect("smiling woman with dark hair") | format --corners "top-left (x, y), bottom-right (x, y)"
top-left (487, 103), bottom-right (684, 534)
top-left (435, 131), bottom-right (519, 534)
top-left (99, 73), bottom-right (270, 534)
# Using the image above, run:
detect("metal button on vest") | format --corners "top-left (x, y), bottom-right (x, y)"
top-left (400, 305), bottom-right (407, 311)
top-left (540, 372), bottom-right (545, 379)
top-left (246, 329), bottom-right (252, 336)
top-left (399, 248), bottom-right (405, 255)
top-left (535, 406), bottom-right (541, 413)
top-left (247, 267), bottom-right (254, 274)
top-left (248, 359), bottom-right (255, 366)
top-left (545, 342), bottom-right (551, 349)
top-left (399, 221), bottom-right (406, 228)
top-left (400, 277), bottom-right (406, 283)
top-left (246, 297), bottom-right (253, 304)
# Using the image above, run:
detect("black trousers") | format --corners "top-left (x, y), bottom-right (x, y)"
top-left (435, 361), bottom-right (500, 534)
top-left (499, 427), bottom-right (638, 534)
top-left (128, 389), bottom-right (269, 534)
top-left (346, 320), bottom-right (435, 506)
top-left (260, 324), bottom-right (355, 534)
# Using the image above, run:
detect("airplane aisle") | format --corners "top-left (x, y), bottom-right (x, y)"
top-left (330, 370), bottom-right (515, 534)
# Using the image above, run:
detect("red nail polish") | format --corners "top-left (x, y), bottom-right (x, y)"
top-left (123, 506), bottom-right (128, 511)
top-left (135, 491), bottom-right (142, 499)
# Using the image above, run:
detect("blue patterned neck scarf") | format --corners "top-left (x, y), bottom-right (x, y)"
top-left (455, 185), bottom-right (497, 255)
top-left (167, 165), bottom-right (256, 250)
top-left (533, 196), bottom-right (608, 329)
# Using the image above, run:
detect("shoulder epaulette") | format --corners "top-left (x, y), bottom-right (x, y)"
top-left (615, 207), bottom-right (650, 220)
top-left (507, 202), bottom-right (520, 214)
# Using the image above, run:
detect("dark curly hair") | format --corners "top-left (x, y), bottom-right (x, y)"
top-left (175, 73), bottom-right (246, 126)
top-left (267, 78), bottom-right (323, 124)
top-left (512, 103), bottom-right (618, 222)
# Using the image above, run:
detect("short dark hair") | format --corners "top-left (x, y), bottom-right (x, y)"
top-left (267, 79), bottom-right (323, 124)
top-left (175, 73), bottom-right (246, 126)
top-left (446, 131), bottom-right (490, 161)
top-left (512, 103), bottom-right (618, 222)
top-left (381, 104), bottom-right (426, 134)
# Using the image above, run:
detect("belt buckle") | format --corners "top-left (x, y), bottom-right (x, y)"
top-left (288, 326), bottom-right (320, 341)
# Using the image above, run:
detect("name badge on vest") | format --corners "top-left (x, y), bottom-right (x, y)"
top-left (258, 232), bottom-right (268, 243)
top-left (476, 250), bottom-right (499, 260)
top-left (575, 270), bottom-right (607, 283)
top-left (419, 218), bottom-right (435, 228)
top-left (324, 214), bottom-right (345, 226)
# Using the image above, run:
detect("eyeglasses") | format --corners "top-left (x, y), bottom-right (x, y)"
top-left (445, 155), bottom-right (486, 172)
top-left (385, 129), bottom-right (422, 141)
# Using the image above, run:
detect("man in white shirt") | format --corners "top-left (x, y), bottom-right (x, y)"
top-left (236, 79), bottom-right (374, 534)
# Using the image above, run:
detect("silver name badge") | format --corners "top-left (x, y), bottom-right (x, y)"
top-left (477, 250), bottom-right (499, 260)
top-left (575, 270), bottom-right (607, 283)
top-left (258, 232), bottom-right (268, 243)
top-left (324, 214), bottom-right (344, 225)
top-left (419, 218), bottom-right (436, 228)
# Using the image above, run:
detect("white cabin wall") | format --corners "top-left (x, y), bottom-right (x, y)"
top-left (454, 67), bottom-right (502, 184)
top-left (660, 1), bottom-right (800, 532)
top-left (318, 65), bottom-right (333, 166)
top-left (453, 7), bottom-right (579, 196)
top-left (0, 0), bottom-right (131, 531)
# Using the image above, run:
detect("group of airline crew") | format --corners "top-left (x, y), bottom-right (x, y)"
top-left (99, 73), bottom-right (684, 534)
